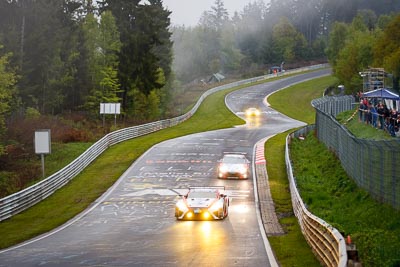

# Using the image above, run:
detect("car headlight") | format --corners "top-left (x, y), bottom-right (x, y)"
top-left (176, 201), bottom-right (188, 212)
top-left (209, 200), bottom-right (223, 212)
top-left (219, 164), bottom-right (228, 173)
top-left (238, 164), bottom-right (248, 174)
top-left (202, 212), bottom-right (211, 219)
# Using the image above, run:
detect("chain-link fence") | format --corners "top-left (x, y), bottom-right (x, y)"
top-left (312, 96), bottom-right (400, 209)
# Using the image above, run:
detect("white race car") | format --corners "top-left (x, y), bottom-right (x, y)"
top-left (175, 186), bottom-right (229, 220)
top-left (217, 153), bottom-right (250, 179)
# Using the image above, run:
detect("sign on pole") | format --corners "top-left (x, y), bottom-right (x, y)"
top-left (35, 129), bottom-right (51, 154)
top-left (100, 103), bottom-right (121, 128)
top-left (100, 103), bottom-right (120, 114)
top-left (35, 129), bottom-right (51, 179)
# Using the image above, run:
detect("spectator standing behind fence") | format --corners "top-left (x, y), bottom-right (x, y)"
top-left (377, 102), bottom-right (385, 129)
top-left (369, 103), bottom-right (378, 128)
top-left (388, 109), bottom-right (398, 137)
top-left (365, 103), bottom-right (372, 124)
top-left (359, 99), bottom-right (367, 122)
top-left (363, 98), bottom-right (369, 123)
top-left (384, 105), bottom-right (391, 130)
top-left (359, 98), bottom-right (368, 123)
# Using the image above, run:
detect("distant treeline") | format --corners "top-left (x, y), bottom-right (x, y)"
top-left (0, 0), bottom-right (400, 154)
top-left (172, 0), bottom-right (400, 82)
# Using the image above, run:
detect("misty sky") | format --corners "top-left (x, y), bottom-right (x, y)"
top-left (163, 0), bottom-right (265, 26)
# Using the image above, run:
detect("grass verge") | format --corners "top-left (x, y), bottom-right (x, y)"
top-left (265, 133), bottom-right (321, 267)
top-left (336, 109), bottom-right (394, 140)
top-left (289, 132), bottom-right (400, 267)
top-left (266, 75), bottom-right (338, 266)
top-left (268, 75), bottom-right (400, 266)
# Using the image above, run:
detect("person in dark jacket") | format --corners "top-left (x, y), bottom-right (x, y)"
top-left (369, 103), bottom-right (378, 128)
top-left (359, 100), bottom-right (365, 122)
top-left (383, 104), bottom-right (391, 131)
top-left (376, 102), bottom-right (385, 129)
top-left (388, 109), bottom-right (398, 137)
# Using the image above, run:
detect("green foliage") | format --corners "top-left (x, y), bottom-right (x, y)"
top-left (351, 12), bottom-right (369, 32)
top-left (326, 22), bottom-right (349, 68)
top-left (373, 14), bottom-right (400, 90)
top-left (335, 31), bottom-right (375, 92)
top-left (99, 11), bottom-right (122, 67)
top-left (99, 66), bottom-right (122, 103)
top-left (25, 107), bottom-right (41, 119)
top-left (0, 171), bottom-right (19, 197)
top-left (0, 48), bottom-right (17, 156)
top-left (147, 89), bottom-right (161, 120)
top-left (311, 37), bottom-right (327, 58)
top-left (1, 0), bottom-right (399, 120)
top-left (376, 14), bottom-right (394, 30)
top-left (272, 17), bottom-right (308, 63)
top-left (101, 0), bottom-right (173, 117)
top-left (328, 13), bottom-right (400, 93)
top-left (12, 0), bottom-right (81, 114)
top-left (82, 11), bottom-right (122, 115)
top-left (129, 88), bottom-right (147, 120)
top-left (329, 17), bottom-right (377, 93)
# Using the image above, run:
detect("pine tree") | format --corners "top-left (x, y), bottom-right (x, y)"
top-left (99, 0), bottom-right (172, 117)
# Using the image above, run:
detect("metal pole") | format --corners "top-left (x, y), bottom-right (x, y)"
top-left (41, 154), bottom-right (45, 179)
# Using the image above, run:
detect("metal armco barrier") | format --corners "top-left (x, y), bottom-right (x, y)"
top-left (0, 64), bottom-right (328, 222)
top-left (286, 126), bottom-right (347, 267)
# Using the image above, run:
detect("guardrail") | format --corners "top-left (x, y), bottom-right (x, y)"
top-left (286, 126), bottom-right (347, 267)
top-left (0, 64), bottom-right (328, 222)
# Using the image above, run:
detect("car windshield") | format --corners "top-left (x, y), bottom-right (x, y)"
top-left (188, 191), bottom-right (217, 198)
top-left (222, 156), bottom-right (246, 164)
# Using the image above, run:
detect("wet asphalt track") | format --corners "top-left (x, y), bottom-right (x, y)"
top-left (0, 69), bottom-right (330, 267)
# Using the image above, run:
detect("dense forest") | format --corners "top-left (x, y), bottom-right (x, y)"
top-left (1, 0), bottom-right (400, 195)
top-left (171, 0), bottom-right (400, 82)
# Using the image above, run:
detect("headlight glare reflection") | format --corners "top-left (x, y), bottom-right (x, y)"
top-left (176, 201), bottom-right (188, 212)
top-left (209, 201), bottom-right (223, 212)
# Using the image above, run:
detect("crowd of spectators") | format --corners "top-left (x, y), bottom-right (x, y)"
top-left (358, 97), bottom-right (399, 137)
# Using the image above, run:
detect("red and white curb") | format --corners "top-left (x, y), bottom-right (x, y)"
top-left (255, 143), bottom-right (267, 165)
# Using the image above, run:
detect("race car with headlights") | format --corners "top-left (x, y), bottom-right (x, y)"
top-left (217, 153), bottom-right (250, 179)
top-left (175, 186), bottom-right (229, 220)
top-left (245, 107), bottom-right (261, 117)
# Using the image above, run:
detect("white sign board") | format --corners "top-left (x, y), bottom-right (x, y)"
top-left (100, 103), bottom-right (121, 114)
top-left (35, 130), bottom-right (51, 154)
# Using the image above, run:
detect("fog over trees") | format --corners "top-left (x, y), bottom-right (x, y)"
top-left (0, 0), bottom-right (400, 155)
top-left (172, 0), bottom-right (400, 82)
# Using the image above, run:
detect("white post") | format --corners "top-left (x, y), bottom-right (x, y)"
top-left (34, 129), bottom-right (51, 179)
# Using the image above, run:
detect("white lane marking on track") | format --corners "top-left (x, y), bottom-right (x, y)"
top-left (121, 189), bottom-right (250, 199)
